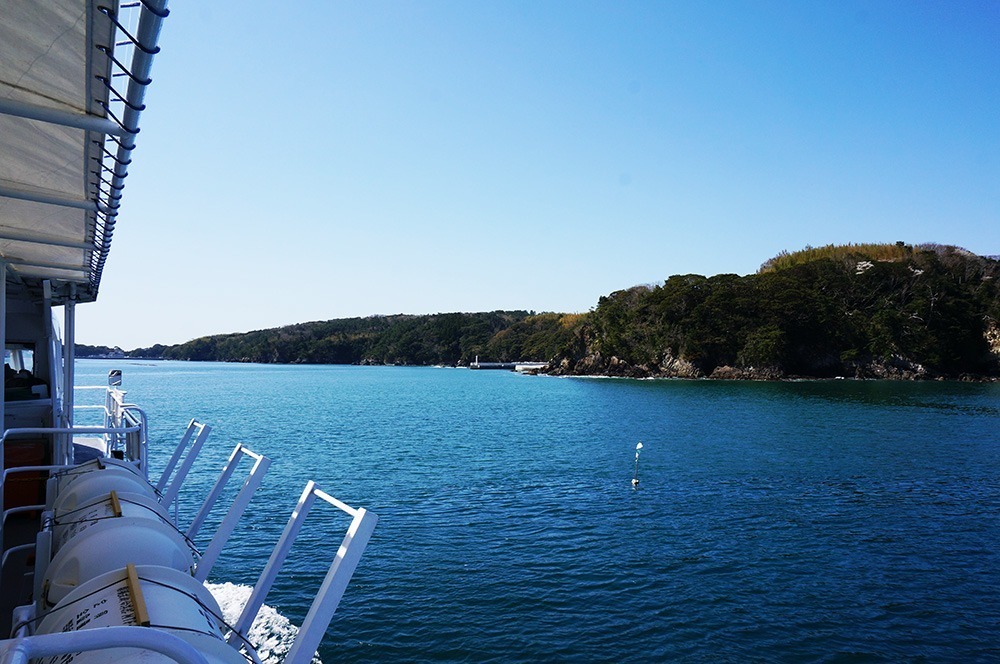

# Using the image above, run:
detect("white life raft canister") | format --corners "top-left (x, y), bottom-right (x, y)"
top-left (51, 491), bottom-right (172, 553)
top-left (43, 518), bottom-right (196, 608)
top-left (50, 457), bottom-right (145, 494)
top-left (34, 564), bottom-right (246, 664)
top-left (51, 463), bottom-right (157, 513)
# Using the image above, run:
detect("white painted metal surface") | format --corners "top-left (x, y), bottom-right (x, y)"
top-left (190, 444), bottom-right (271, 582)
top-left (158, 420), bottom-right (212, 510)
top-left (0, 0), bottom-right (169, 302)
top-left (229, 481), bottom-right (379, 663)
top-left (32, 565), bottom-right (242, 664)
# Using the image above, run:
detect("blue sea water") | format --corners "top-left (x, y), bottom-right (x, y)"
top-left (74, 360), bottom-right (1000, 662)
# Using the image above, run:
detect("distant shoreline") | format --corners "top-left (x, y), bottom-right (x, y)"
top-left (74, 357), bottom-right (999, 383)
top-left (553, 373), bottom-right (1000, 383)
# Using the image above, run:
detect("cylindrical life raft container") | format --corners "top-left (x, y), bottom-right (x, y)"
top-left (34, 565), bottom-right (246, 664)
top-left (50, 491), bottom-right (172, 554)
top-left (51, 461), bottom-right (157, 514)
top-left (51, 457), bottom-right (145, 493)
top-left (42, 518), bottom-right (196, 608)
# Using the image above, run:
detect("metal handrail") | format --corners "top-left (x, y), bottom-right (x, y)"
top-left (2, 426), bottom-right (141, 439)
top-left (0, 421), bottom-right (146, 531)
top-left (120, 405), bottom-right (148, 474)
top-left (0, 544), bottom-right (34, 576)
top-left (0, 627), bottom-right (209, 664)
top-left (1, 426), bottom-right (142, 468)
top-left (1, 504), bottom-right (52, 528)
top-left (2, 465), bottom-right (75, 484)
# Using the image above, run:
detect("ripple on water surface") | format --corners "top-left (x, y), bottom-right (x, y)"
top-left (75, 362), bottom-right (1000, 662)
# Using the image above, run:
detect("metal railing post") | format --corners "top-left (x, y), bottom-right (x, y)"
top-left (228, 483), bottom-right (317, 645)
top-left (284, 505), bottom-right (378, 664)
top-left (63, 299), bottom-right (75, 429)
top-left (1, 258), bottom-right (7, 529)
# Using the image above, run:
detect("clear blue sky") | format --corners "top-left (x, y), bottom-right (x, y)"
top-left (76, 0), bottom-right (1000, 348)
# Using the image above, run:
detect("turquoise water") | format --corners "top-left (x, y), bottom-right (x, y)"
top-left (75, 361), bottom-right (1000, 662)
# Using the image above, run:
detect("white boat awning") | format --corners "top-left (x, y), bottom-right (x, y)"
top-left (0, 0), bottom-right (167, 304)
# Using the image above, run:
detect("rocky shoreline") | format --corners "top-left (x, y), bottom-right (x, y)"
top-left (543, 351), bottom-right (999, 382)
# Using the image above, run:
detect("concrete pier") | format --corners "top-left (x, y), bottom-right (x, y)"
top-left (469, 360), bottom-right (547, 372)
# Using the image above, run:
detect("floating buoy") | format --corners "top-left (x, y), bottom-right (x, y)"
top-left (632, 441), bottom-right (643, 487)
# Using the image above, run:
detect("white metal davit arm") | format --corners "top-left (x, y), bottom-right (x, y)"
top-left (158, 420), bottom-right (212, 508)
top-left (227, 481), bottom-right (378, 664)
top-left (191, 444), bottom-right (272, 581)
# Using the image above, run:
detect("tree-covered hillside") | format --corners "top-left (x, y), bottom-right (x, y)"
top-left (551, 244), bottom-right (1000, 379)
top-left (121, 311), bottom-right (580, 366)
top-left (83, 243), bottom-right (1000, 379)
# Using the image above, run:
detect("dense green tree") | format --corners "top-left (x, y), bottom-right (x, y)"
top-left (553, 244), bottom-right (1000, 379)
top-left (90, 244), bottom-right (999, 379)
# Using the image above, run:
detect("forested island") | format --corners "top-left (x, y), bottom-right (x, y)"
top-left (80, 243), bottom-right (1000, 380)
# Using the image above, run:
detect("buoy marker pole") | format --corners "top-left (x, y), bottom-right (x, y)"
top-left (632, 441), bottom-right (643, 487)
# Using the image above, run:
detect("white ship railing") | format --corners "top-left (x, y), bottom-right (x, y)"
top-left (2, 378), bottom-right (377, 664)
top-left (0, 627), bottom-right (210, 664)
top-left (1, 426), bottom-right (140, 466)
top-left (73, 381), bottom-right (150, 472)
top-left (1, 374), bottom-right (152, 577)
top-left (0, 425), bottom-right (143, 541)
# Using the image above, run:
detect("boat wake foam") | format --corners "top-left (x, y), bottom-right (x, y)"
top-left (206, 582), bottom-right (322, 664)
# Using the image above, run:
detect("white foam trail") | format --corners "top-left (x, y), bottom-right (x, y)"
top-left (206, 582), bottom-right (322, 664)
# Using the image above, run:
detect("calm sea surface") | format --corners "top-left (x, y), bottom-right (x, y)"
top-left (74, 360), bottom-right (1000, 662)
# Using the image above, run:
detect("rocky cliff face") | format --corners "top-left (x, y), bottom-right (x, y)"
top-left (842, 355), bottom-right (928, 380)
top-left (538, 306), bottom-right (1000, 381)
top-left (544, 350), bottom-right (997, 381)
top-left (549, 350), bottom-right (705, 379)
top-left (987, 321), bottom-right (1000, 359)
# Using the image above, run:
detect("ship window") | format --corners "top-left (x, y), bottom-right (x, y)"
top-left (5, 344), bottom-right (47, 401)
top-left (4, 344), bottom-right (35, 374)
